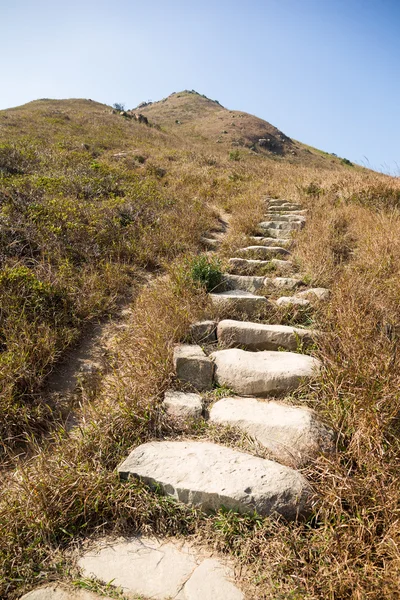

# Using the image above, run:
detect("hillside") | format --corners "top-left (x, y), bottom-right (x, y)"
top-left (1, 92), bottom-right (400, 599)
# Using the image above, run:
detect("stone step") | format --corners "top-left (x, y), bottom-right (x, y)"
top-left (164, 390), bottom-right (203, 419)
top-left (269, 202), bottom-right (303, 209)
top-left (210, 348), bottom-right (321, 396)
top-left (210, 289), bottom-right (271, 318)
top-left (222, 273), bottom-right (266, 294)
top-left (264, 214), bottom-right (306, 222)
top-left (173, 345), bottom-right (214, 391)
top-left (118, 440), bottom-right (312, 519)
top-left (19, 587), bottom-right (109, 600)
top-left (228, 257), bottom-right (271, 272)
top-left (259, 228), bottom-right (293, 239)
top-left (263, 276), bottom-right (303, 290)
top-left (210, 397), bottom-right (334, 467)
top-left (200, 236), bottom-right (220, 250)
top-left (238, 245), bottom-right (291, 258)
top-left (267, 207), bottom-right (307, 214)
top-left (217, 319), bottom-right (316, 351)
top-left (269, 258), bottom-right (295, 274)
top-left (295, 287), bottom-right (331, 302)
top-left (79, 536), bottom-right (244, 600)
top-left (259, 221), bottom-right (304, 231)
top-left (249, 235), bottom-right (292, 246)
top-left (190, 320), bottom-right (218, 344)
top-left (276, 296), bottom-right (311, 308)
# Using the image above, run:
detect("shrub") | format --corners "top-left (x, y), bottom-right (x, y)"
top-left (113, 102), bottom-right (125, 112)
top-left (229, 150), bottom-right (240, 161)
top-left (188, 255), bottom-right (222, 292)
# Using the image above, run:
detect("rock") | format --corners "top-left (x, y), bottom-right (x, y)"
top-left (79, 536), bottom-right (243, 600)
top-left (259, 221), bottom-right (304, 231)
top-left (19, 587), bottom-right (107, 600)
top-left (276, 296), bottom-right (311, 308)
top-left (173, 345), bottom-right (214, 391)
top-left (264, 214), bottom-right (306, 223)
top-left (210, 289), bottom-right (271, 318)
top-left (249, 236), bottom-right (291, 246)
top-left (210, 397), bottom-right (334, 467)
top-left (222, 273), bottom-right (266, 294)
top-left (264, 277), bottom-right (303, 290)
top-left (210, 348), bottom-right (321, 396)
top-left (217, 319), bottom-right (315, 351)
top-left (200, 236), bottom-right (219, 250)
top-left (118, 441), bottom-right (311, 519)
top-left (295, 288), bottom-right (331, 302)
top-left (238, 246), bottom-right (291, 258)
top-left (260, 228), bottom-right (293, 239)
top-left (190, 320), bottom-right (217, 344)
top-left (164, 390), bottom-right (203, 419)
top-left (269, 258), bottom-right (294, 274)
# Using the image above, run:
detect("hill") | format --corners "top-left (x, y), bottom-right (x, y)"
top-left (1, 91), bottom-right (400, 599)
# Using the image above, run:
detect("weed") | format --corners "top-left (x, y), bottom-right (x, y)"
top-left (188, 255), bottom-right (222, 293)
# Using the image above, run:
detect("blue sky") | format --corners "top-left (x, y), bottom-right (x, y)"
top-left (1, 0), bottom-right (399, 172)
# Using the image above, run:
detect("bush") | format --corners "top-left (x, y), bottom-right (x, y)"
top-left (188, 255), bottom-right (222, 292)
top-left (113, 102), bottom-right (125, 112)
top-left (229, 149), bottom-right (240, 161)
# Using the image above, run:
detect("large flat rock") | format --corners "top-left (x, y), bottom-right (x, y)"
top-left (20, 587), bottom-right (109, 600)
top-left (239, 245), bottom-right (290, 258)
top-left (210, 289), bottom-right (271, 318)
top-left (264, 277), bottom-right (303, 290)
top-left (210, 397), bottom-right (334, 467)
top-left (296, 287), bottom-right (331, 302)
top-left (217, 319), bottom-right (315, 351)
top-left (164, 390), bottom-right (203, 419)
top-left (78, 536), bottom-right (244, 600)
top-left (264, 214), bottom-right (306, 222)
top-left (259, 221), bottom-right (304, 231)
top-left (249, 236), bottom-right (291, 246)
top-left (118, 441), bottom-right (311, 519)
top-left (210, 348), bottom-right (321, 396)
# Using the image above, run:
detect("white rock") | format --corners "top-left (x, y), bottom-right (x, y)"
top-left (222, 273), bottom-right (266, 294)
top-left (217, 319), bottom-right (315, 351)
top-left (249, 236), bottom-right (291, 246)
top-left (78, 537), bottom-right (244, 600)
top-left (210, 290), bottom-right (271, 317)
top-left (295, 288), bottom-right (331, 302)
top-left (264, 214), bottom-right (306, 223)
top-left (276, 296), bottom-right (311, 308)
top-left (264, 277), bottom-right (303, 290)
top-left (118, 441), bottom-right (311, 518)
top-left (210, 397), bottom-right (334, 467)
top-left (259, 221), bottom-right (304, 231)
top-left (239, 245), bottom-right (290, 257)
top-left (164, 390), bottom-right (203, 419)
top-left (173, 345), bottom-right (214, 391)
top-left (210, 348), bottom-right (321, 396)
top-left (269, 258), bottom-right (294, 274)
top-left (19, 587), bottom-right (107, 600)
top-left (261, 228), bottom-right (292, 239)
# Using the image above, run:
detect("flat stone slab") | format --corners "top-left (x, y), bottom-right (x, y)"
top-left (217, 319), bottom-right (315, 351)
top-left (239, 245), bottom-right (290, 257)
top-left (78, 537), bottom-right (244, 600)
top-left (174, 345), bottom-right (214, 391)
top-left (222, 273), bottom-right (266, 294)
top-left (260, 228), bottom-right (292, 239)
top-left (210, 348), bottom-right (321, 396)
top-left (270, 258), bottom-right (294, 274)
top-left (296, 287), bottom-right (331, 301)
top-left (210, 397), bottom-right (334, 467)
top-left (190, 320), bottom-right (217, 344)
top-left (118, 441), bottom-right (311, 518)
top-left (264, 214), bottom-right (306, 222)
top-left (264, 277), bottom-right (303, 290)
top-left (249, 236), bottom-right (291, 246)
top-left (276, 296), bottom-right (311, 308)
top-left (210, 289), bottom-right (271, 317)
top-left (19, 587), bottom-right (108, 600)
top-left (259, 221), bottom-right (304, 231)
top-left (164, 390), bottom-right (203, 419)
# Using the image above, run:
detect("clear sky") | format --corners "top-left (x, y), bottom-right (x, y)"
top-left (1, 0), bottom-right (399, 173)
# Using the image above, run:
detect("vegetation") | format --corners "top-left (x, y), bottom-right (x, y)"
top-left (1, 92), bottom-right (400, 599)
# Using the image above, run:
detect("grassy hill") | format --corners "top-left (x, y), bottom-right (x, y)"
top-left (1, 91), bottom-right (400, 599)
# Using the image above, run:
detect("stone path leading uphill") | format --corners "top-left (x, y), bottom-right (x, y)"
top-left (22, 198), bottom-right (333, 600)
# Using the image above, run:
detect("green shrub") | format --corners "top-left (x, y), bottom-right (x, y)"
top-left (229, 149), bottom-right (240, 161)
top-left (188, 255), bottom-right (222, 292)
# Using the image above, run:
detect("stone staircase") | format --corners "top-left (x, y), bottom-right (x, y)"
top-left (23, 198), bottom-right (333, 600)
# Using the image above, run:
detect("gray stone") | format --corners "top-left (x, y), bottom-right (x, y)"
top-left (210, 289), bottom-right (271, 317)
top-left (200, 236), bottom-right (219, 250)
top-left (190, 320), bottom-right (217, 344)
top-left (222, 273), bottom-right (266, 294)
top-left (264, 214), bottom-right (306, 223)
top-left (269, 258), bottom-right (294, 274)
top-left (259, 221), bottom-right (304, 231)
top-left (228, 257), bottom-right (270, 270)
top-left (217, 319), bottom-right (315, 351)
top-left (164, 390), bottom-right (203, 419)
top-left (249, 236), bottom-right (291, 246)
top-left (118, 441), bottom-right (311, 519)
top-left (238, 245), bottom-right (290, 258)
top-left (210, 348), bottom-right (321, 396)
top-left (276, 296), bottom-right (311, 308)
top-left (260, 228), bottom-right (293, 239)
top-left (210, 397), bottom-right (334, 467)
top-left (295, 287), bottom-right (331, 302)
top-left (177, 558), bottom-right (244, 600)
top-left (264, 277), bottom-right (303, 290)
top-left (174, 345), bottom-right (214, 391)
top-left (19, 587), bottom-right (108, 600)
